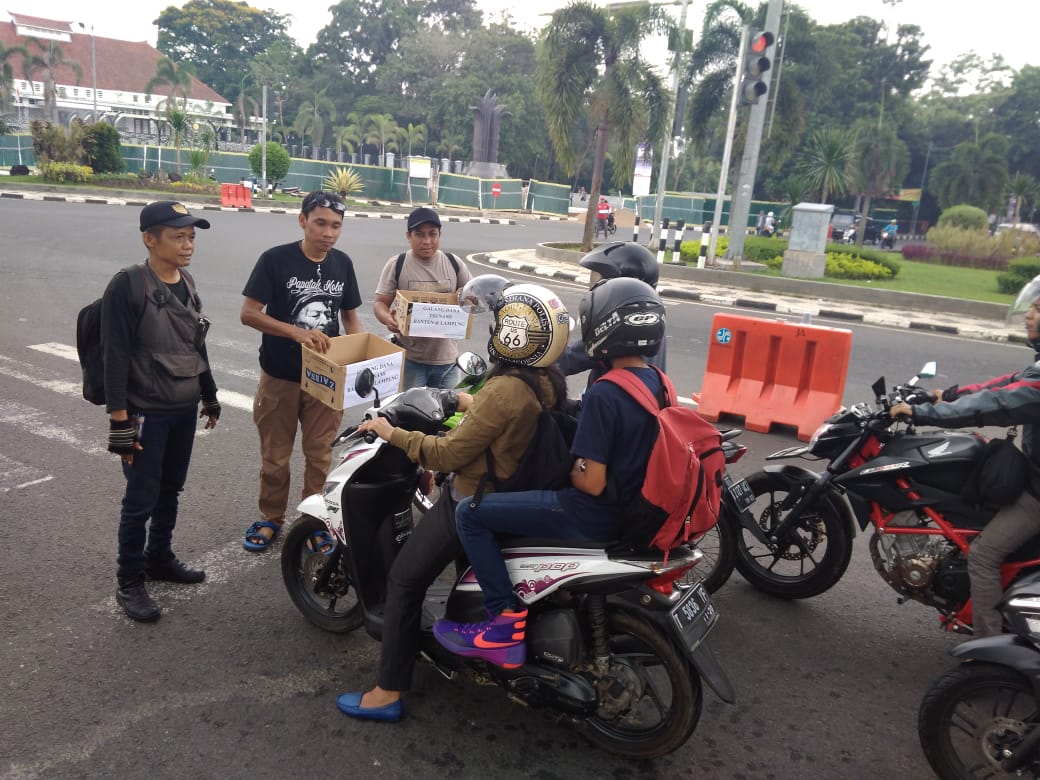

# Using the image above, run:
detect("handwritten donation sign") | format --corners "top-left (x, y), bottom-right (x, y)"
top-left (407, 302), bottom-right (470, 339)
top-left (394, 290), bottom-right (473, 338)
top-left (301, 334), bottom-right (405, 410)
top-left (342, 352), bottom-right (405, 406)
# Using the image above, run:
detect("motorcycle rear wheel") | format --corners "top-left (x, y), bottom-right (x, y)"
top-left (919, 662), bottom-right (1040, 779)
top-left (684, 519), bottom-right (736, 594)
top-left (281, 515), bottom-right (362, 633)
top-left (577, 610), bottom-right (702, 759)
top-left (732, 471), bottom-right (853, 599)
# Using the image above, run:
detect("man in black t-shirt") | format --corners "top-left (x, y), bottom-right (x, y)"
top-left (240, 190), bottom-right (364, 552)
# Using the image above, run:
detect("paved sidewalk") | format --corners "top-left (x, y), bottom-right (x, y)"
top-left (482, 248), bottom-right (1024, 346)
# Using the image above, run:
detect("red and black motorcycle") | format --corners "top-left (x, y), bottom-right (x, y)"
top-left (712, 363), bottom-right (1040, 633)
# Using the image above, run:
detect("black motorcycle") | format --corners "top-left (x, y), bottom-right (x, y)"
top-left (919, 573), bottom-right (1040, 779)
top-left (706, 363), bottom-right (1040, 633)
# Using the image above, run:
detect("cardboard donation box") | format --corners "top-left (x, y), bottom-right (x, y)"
top-left (301, 334), bottom-right (404, 411)
top-left (394, 290), bottom-right (472, 339)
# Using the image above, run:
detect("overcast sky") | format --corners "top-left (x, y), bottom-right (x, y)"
top-left (13, 0), bottom-right (1031, 77)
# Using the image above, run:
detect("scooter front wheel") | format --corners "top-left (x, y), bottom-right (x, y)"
top-left (281, 515), bottom-right (362, 633)
top-left (919, 662), bottom-right (1040, 779)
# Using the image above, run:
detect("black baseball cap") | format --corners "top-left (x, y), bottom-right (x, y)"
top-left (139, 201), bottom-right (211, 232)
top-left (407, 207), bottom-right (441, 231)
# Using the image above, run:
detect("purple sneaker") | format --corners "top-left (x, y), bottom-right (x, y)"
top-left (433, 608), bottom-right (527, 669)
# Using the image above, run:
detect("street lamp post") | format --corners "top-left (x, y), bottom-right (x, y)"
top-left (78, 23), bottom-right (97, 122)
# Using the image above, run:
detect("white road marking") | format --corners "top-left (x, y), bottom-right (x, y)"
top-left (0, 400), bottom-right (109, 456)
top-left (23, 344), bottom-right (255, 412)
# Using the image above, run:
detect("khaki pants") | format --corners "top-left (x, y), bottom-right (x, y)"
top-left (253, 370), bottom-right (343, 524)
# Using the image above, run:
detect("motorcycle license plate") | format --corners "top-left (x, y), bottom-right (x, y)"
top-left (670, 582), bottom-right (717, 649)
top-left (727, 477), bottom-right (756, 512)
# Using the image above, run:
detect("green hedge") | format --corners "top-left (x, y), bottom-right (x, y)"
top-left (676, 236), bottom-right (901, 278)
top-left (998, 257), bottom-right (1040, 295)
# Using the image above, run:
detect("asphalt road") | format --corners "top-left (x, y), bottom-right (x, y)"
top-left (1, 198), bottom-right (1030, 779)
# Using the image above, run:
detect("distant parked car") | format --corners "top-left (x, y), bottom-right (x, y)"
top-left (996, 222), bottom-right (1040, 237)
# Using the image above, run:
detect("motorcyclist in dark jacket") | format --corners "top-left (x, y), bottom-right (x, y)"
top-left (890, 274), bottom-right (1040, 636)
top-left (557, 242), bottom-right (666, 387)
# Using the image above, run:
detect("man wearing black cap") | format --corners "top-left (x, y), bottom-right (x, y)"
top-left (374, 206), bottom-right (471, 389)
top-left (102, 200), bottom-right (222, 622)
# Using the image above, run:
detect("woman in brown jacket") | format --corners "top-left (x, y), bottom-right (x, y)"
top-left (335, 280), bottom-right (572, 722)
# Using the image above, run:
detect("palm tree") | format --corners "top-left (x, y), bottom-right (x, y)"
top-left (537, 1), bottom-right (672, 250)
top-left (23, 37), bottom-right (82, 123)
top-left (332, 125), bottom-right (359, 158)
top-left (364, 113), bottom-right (400, 165)
top-left (403, 122), bottom-right (427, 157)
top-left (799, 127), bottom-right (858, 204)
top-left (234, 85), bottom-right (259, 146)
top-left (1005, 172), bottom-right (1036, 223)
top-left (294, 86), bottom-right (336, 155)
top-left (851, 120), bottom-right (910, 246)
top-left (158, 101), bottom-right (191, 174)
top-left (436, 131), bottom-right (465, 161)
top-left (930, 133), bottom-right (1009, 212)
top-left (145, 56), bottom-right (194, 106)
top-left (0, 41), bottom-right (27, 117)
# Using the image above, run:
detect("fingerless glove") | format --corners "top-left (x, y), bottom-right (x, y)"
top-left (108, 418), bottom-right (138, 455)
top-left (941, 384), bottom-right (961, 402)
top-left (200, 400), bottom-right (222, 420)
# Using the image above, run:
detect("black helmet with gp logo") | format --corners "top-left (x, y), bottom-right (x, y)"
top-left (579, 241), bottom-right (660, 289)
top-left (580, 277), bottom-right (665, 361)
top-left (488, 283), bottom-right (570, 368)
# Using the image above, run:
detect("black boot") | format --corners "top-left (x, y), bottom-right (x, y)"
top-left (116, 580), bottom-right (161, 622)
top-left (145, 555), bottom-right (205, 584)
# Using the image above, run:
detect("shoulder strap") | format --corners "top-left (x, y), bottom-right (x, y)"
top-left (393, 253), bottom-right (406, 287)
top-left (395, 252), bottom-right (461, 287)
top-left (599, 365), bottom-right (676, 416)
top-left (124, 263), bottom-right (150, 319)
top-left (445, 252), bottom-right (460, 279)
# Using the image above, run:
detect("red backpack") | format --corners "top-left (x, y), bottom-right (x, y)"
top-left (599, 366), bottom-right (725, 554)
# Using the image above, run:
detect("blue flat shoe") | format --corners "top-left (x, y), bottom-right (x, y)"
top-left (243, 520), bottom-right (280, 552)
top-left (336, 691), bottom-right (404, 722)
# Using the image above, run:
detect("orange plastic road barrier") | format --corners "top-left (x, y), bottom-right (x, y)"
top-left (219, 182), bottom-right (234, 207)
top-left (240, 184), bottom-right (253, 208)
top-left (695, 313), bottom-right (852, 441)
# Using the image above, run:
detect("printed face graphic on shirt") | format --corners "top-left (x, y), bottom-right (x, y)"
top-left (293, 299), bottom-right (333, 334)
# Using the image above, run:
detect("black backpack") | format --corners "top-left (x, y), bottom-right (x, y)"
top-left (75, 265), bottom-right (197, 405)
top-left (469, 372), bottom-right (577, 509)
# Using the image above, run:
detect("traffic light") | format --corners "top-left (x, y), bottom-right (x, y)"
top-left (740, 31), bottom-right (775, 105)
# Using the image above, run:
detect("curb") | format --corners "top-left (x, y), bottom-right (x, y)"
top-left (478, 252), bottom-right (1025, 345)
top-left (0, 189), bottom-right (531, 225)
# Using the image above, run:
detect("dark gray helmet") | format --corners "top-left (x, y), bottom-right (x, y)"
top-left (579, 242), bottom-right (660, 289)
top-left (580, 277), bottom-right (665, 361)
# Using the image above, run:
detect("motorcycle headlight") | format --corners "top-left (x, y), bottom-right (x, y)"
top-left (808, 423), bottom-right (833, 448)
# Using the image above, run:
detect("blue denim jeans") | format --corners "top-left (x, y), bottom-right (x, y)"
top-left (454, 490), bottom-right (613, 615)
top-left (117, 406), bottom-right (197, 583)
top-left (402, 359), bottom-right (461, 390)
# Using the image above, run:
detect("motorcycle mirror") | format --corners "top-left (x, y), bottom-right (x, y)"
top-left (354, 368), bottom-right (381, 407)
top-left (457, 351), bottom-right (487, 378)
top-left (919, 361), bottom-right (937, 380)
top-left (871, 376), bottom-right (886, 402)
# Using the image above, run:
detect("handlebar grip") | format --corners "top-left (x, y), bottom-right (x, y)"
top-left (363, 431), bottom-right (378, 444)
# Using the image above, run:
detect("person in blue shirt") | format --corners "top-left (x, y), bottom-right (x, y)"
top-left (556, 242), bottom-right (666, 388)
top-left (433, 278), bottom-right (667, 668)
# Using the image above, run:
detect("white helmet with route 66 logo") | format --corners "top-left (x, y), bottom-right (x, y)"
top-left (488, 283), bottom-right (570, 368)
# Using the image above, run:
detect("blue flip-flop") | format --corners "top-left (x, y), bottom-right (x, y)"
top-left (308, 530), bottom-right (335, 555)
top-left (243, 520), bottom-right (280, 552)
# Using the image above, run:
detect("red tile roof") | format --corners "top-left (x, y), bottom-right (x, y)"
top-left (1, 13), bottom-right (228, 104)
